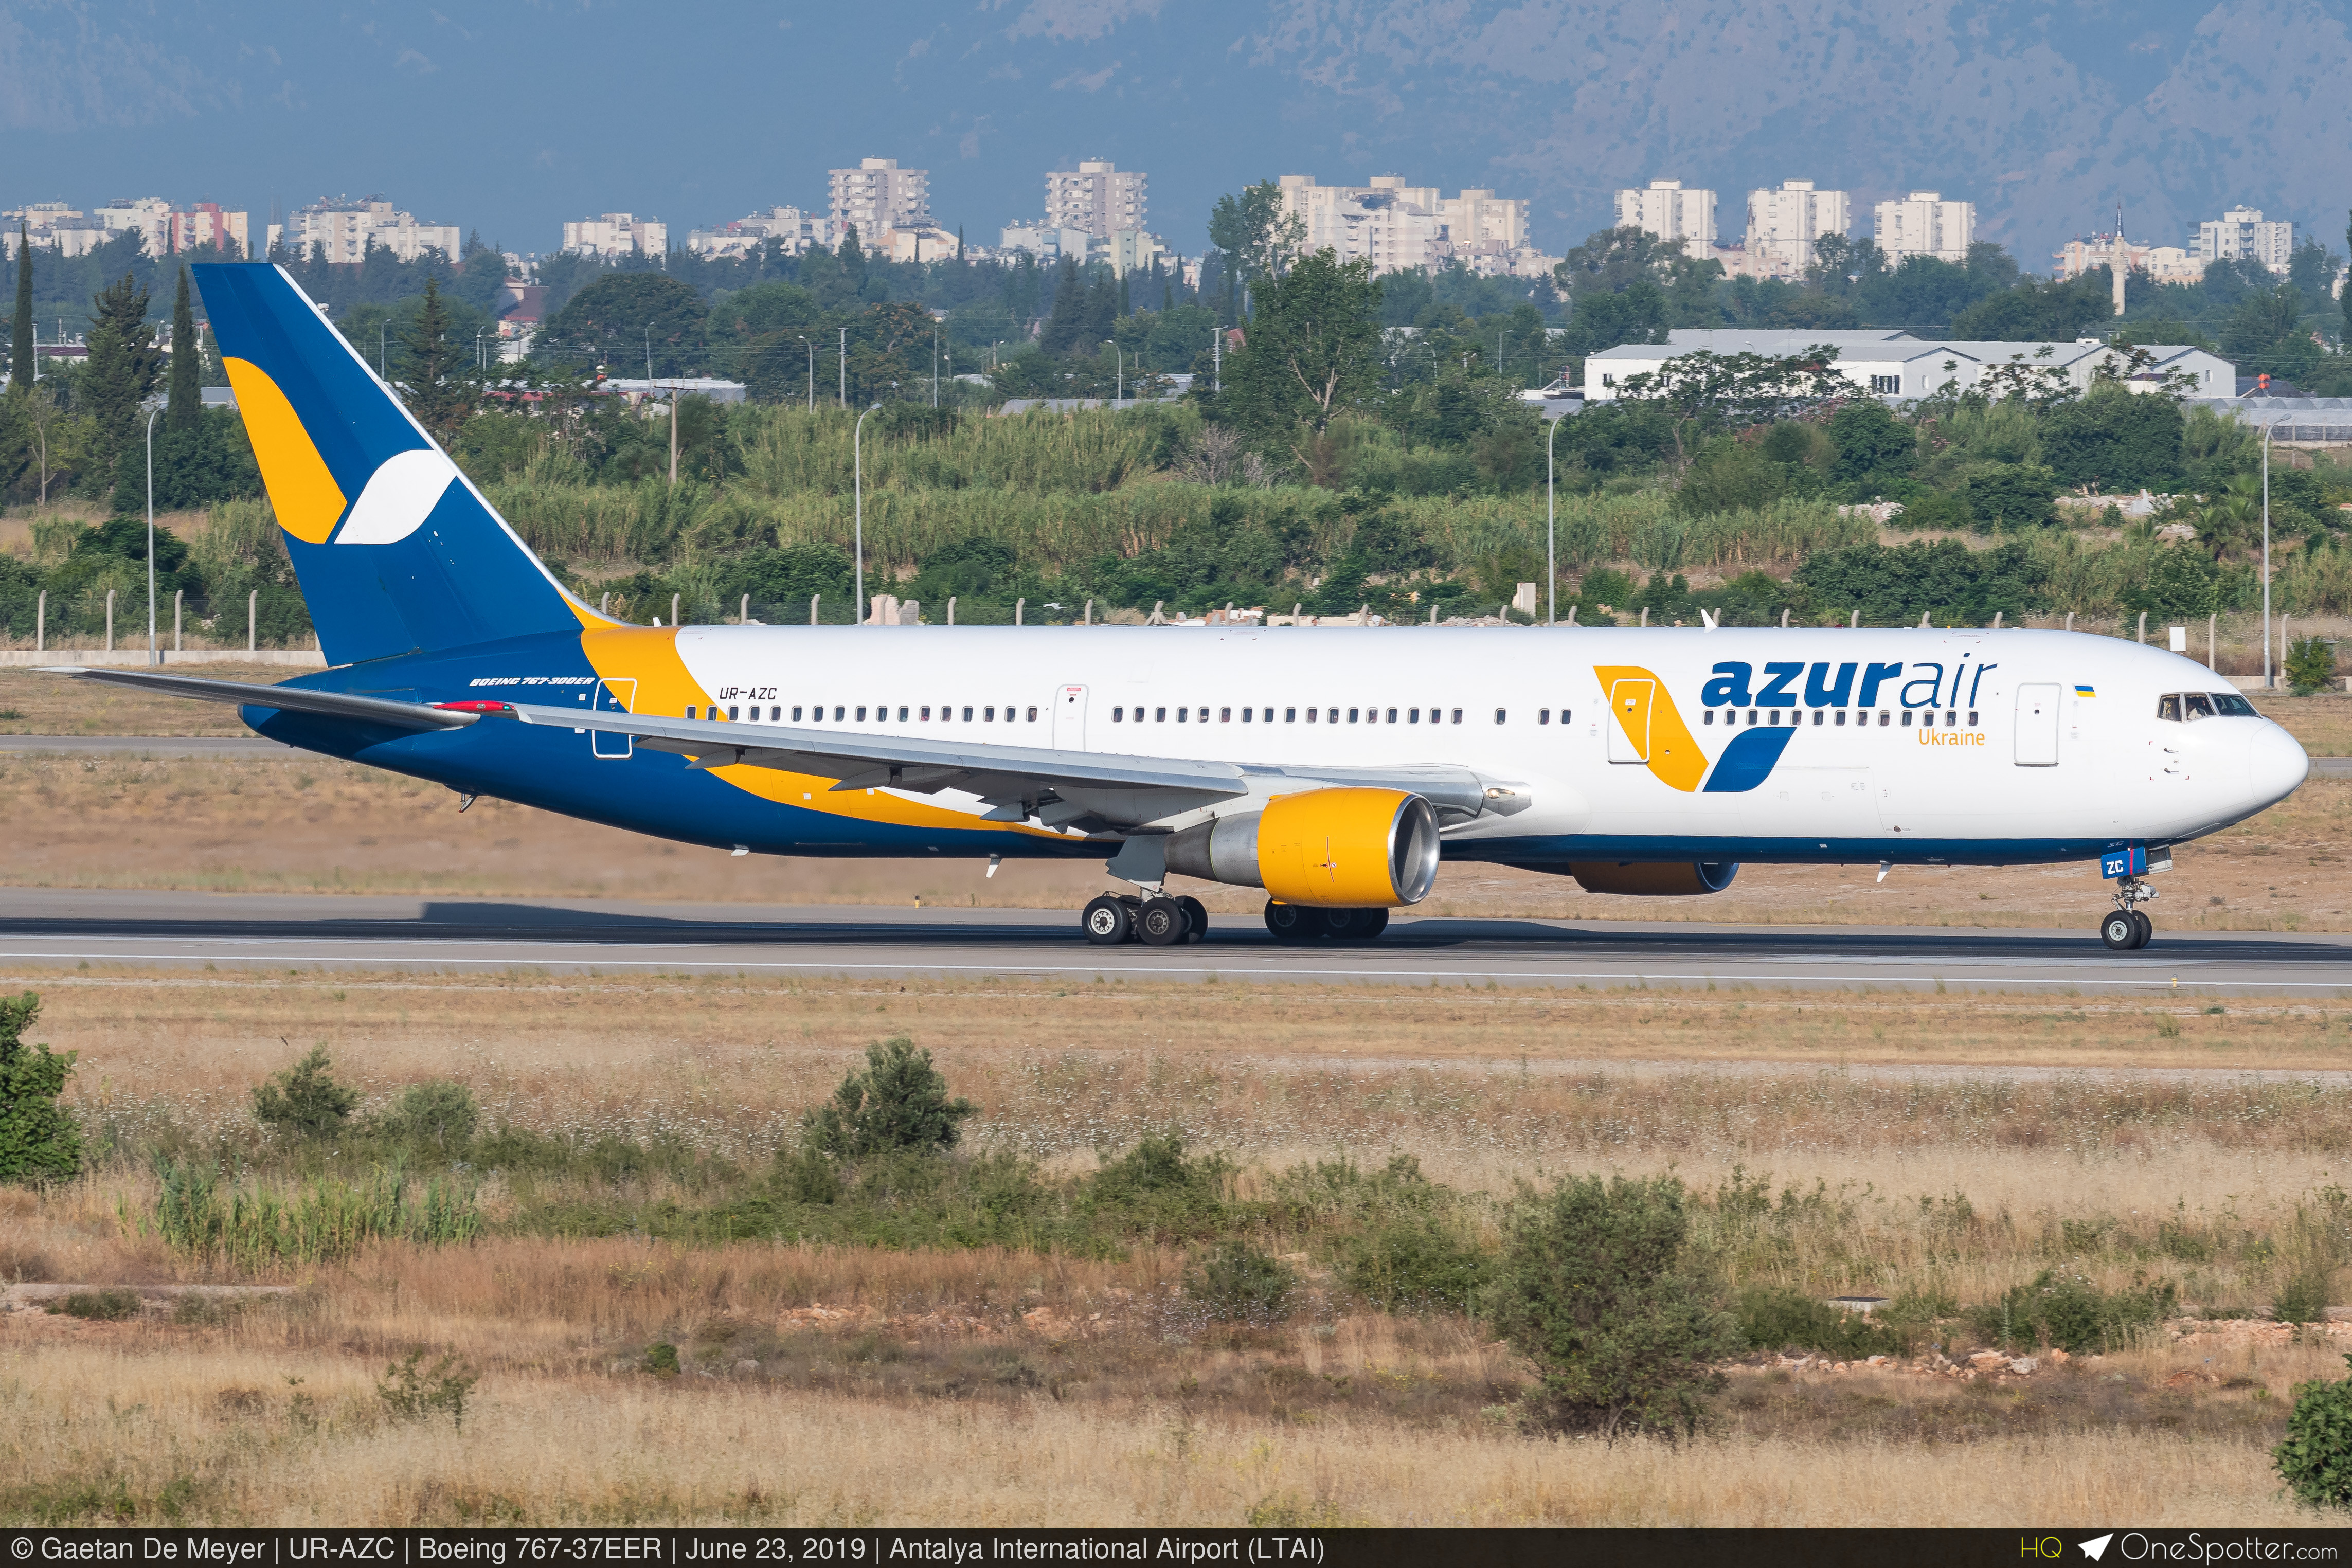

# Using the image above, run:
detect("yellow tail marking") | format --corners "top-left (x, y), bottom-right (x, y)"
top-left (1593, 663), bottom-right (1708, 792)
top-left (222, 358), bottom-right (347, 546)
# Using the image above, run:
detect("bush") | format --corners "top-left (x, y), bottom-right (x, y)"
top-left (2278, 1355), bottom-right (2352, 1509)
top-left (641, 1342), bottom-right (681, 1378)
top-left (1970, 1270), bottom-right (2177, 1353)
top-left (1489, 1174), bottom-right (1743, 1441)
top-left (52, 1289), bottom-right (141, 1321)
top-left (1184, 1241), bottom-right (1298, 1325)
top-left (376, 1350), bottom-right (480, 1429)
top-left (1735, 1286), bottom-right (1909, 1358)
top-left (2287, 636), bottom-right (2339, 696)
top-left (378, 1080), bottom-right (479, 1149)
top-left (1340, 1216), bottom-right (1491, 1316)
top-left (802, 1037), bottom-right (976, 1159)
top-left (0, 992), bottom-right (82, 1182)
top-left (2276, 1267), bottom-right (2334, 1326)
top-left (252, 1046), bottom-right (359, 1140)
top-left (1081, 1133), bottom-right (1233, 1241)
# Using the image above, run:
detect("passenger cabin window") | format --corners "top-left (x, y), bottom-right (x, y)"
top-left (835, 706), bottom-right (846, 721)
top-left (1451, 709), bottom-right (1463, 725)
top-left (685, 706), bottom-right (698, 719)
top-left (1286, 707), bottom-right (1298, 723)
top-left (792, 706), bottom-right (803, 722)
top-left (1494, 708), bottom-right (1507, 725)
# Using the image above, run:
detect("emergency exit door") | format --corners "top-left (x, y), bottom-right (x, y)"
top-left (1054, 685), bottom-right (1088, 750)
top-left (1608, 679), bottom-right (1654, 763)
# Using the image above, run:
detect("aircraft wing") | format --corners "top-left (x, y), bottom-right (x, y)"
top-left (40, 666), bottom-right (478, 732)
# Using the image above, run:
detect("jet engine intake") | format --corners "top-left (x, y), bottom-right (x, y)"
top-left (1165, 788), bottom-right (1441, 907)
top-left (1568, 861), bottom-right (1739, 896)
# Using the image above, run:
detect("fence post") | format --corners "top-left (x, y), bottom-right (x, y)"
top-left (2208, 612), bottom-right (2217, 672)
top-left (810, 594), bottom-right (819, 627)
top-left (740, 594), bottom-right (749, 625)
top-left (34, 590), bottom-right (43, 653)
top-left (2136, 611), bottom-right (2146, 644)
top-left (672, 593), bottom-right (681, 628)
top-left (174, 589), bottom-right (183, 654)
top-left (946, 597), bottom-right (955, 626)
top-left (1016, 598), bottom-right (1025, 626)
top-left (106, 589), bottom-right (114, 651)
top-left (248, 590), bottom-right (257, 653)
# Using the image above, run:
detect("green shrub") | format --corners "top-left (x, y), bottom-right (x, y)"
top-left (2287, 636), bottom-right (2339, 696)
top-left (1184, 1241), bottom-right (1297, 1325)
top-left (1489, 1174), bottom-right (1743, 1441)
top-left (1735, 1286), bottom-right (1909, 1357)
top-left (251, 1046), bottom-right (360, 1140)
top-left (1081, 1133), bottom-right (1233, 1241)
top-left (378, 1080), bottom-right (479, 1149)
top-left (2276, 1267), bottom-right (2334, 1326)
top-left (1340, 1217), bottom-right (1491, 1315)
top-left (802, 1038), bottom-right (976, 1159)
top-left (2278, 1355), bottom-right (2352, 1509)
top-left (52, 1288), bottom-right (142, 1321)
top-left (154, 1157), bottom-right (480, 1271)
top-left (641, 1342), bottom-right (681, 1378)
top-left (1970, 1270), bottom-right (2177, 1353)
top-left (0, 992), bottom-right (83, 1182)
top-left (376, 1349), bottom-right (480, 1429)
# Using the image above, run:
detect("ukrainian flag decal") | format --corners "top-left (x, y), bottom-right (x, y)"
top-left (2074, 684), bottom-right (2096, 697)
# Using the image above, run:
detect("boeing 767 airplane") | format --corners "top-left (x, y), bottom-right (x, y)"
top-left (49, 264), bottom-right (2310, 950)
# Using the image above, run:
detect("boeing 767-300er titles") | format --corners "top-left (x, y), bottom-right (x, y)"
top-left (48, 264), bottom-right (2310, 950)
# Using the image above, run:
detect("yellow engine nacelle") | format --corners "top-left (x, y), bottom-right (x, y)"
top-left (1568, 861), bottom-right (1740, 897)
top-left (1165, 788), bottom-right (1442, 908)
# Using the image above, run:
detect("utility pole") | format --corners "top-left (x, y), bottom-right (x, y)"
top-left (838, 326), bottom-right (847, 407)
top-left (667, 386), bottom-right (678, 489)
top-left (1212, 329), bottom-right (1220, 393)
top-left (932, 325), bottom-right (939, 408)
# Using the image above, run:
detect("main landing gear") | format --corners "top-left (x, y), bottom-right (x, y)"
top-left (2099, 878), bottom-right (2157, 951)
top-left (1262, 900), bottom-right (1389, 944)
top-left (1081, 892), bottom-right (1209, 947)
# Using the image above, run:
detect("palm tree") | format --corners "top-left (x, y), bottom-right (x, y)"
top-left (2194, 473), bottom-right (2263, 565)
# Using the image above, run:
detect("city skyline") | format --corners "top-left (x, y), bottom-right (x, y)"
top-left (2, 1), bottom-right (2344, 271)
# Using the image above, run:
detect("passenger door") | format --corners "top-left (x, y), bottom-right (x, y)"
top-left (2015, 684), bottom-right (2060, 767)
top-left (1054, 684), bottom-right (1088, 750)
top-left (1607, 678), bottom-right (1654, 764)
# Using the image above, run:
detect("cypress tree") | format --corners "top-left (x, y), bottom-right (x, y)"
top-left (166, 266), bottom-right (200, 431)
top-left (10, 223), bottom-right (30, 394)
top-left (399, 276), bottom-right (470, 443)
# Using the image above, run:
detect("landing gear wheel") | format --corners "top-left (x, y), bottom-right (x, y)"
top-left (1324, 908), bottom-right (1390, 942)
top-left (1081, 894), bottom-right (1133, 946)
top-left (2131, 910), bottom-right (2153, 949)
top-left (2099, 910), bottom-right (2139, 950)
top-left (1176, 895), bottom-right (1209, 944)
top-left (1135, 898), bottom-right (1190, 946)
top-left (1263, 900), bottom-right (1318, 942)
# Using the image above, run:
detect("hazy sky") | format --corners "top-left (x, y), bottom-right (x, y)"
top-left (6, 1), bottom-right (2347, 268)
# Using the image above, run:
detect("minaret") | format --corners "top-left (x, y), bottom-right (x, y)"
top-left (2111, 200), bottom-right (2127, 317)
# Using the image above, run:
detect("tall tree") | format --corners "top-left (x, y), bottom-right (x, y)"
top-left (165, 266), bottom-right (200, 432)
top-left (1223, 249), bottom-right (1383, 480)
top-left (399, 276), bottom-right (471, 444)
top-left (79, 271), bottom-right (160, 489)
top-left (1207, 180), bottom-right (1305, 317)
top-left (9, 223), bottom-right (30, 395)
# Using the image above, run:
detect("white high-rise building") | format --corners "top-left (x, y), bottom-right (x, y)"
top-left (1437, 188), bottom-right (1530, 252)
top-left (272, 196), bottom-right (462, 264)
top-left (2194, 207), bottom-right (2294, 275)
top-left (1614, 179), bottom-right (1716, 258)
top-left (1744, 179), bottom-right (1849, 275)
top-left (92, 197), bottom-right (173, 256)
top-left (1873, 191), bottom-right (1973, 264)
top-left (561, 213), bottom-right (668, 258)
top-left (1278, 174), bottom-right (1450, 274)
top-left (1044, 159), bottom-right (1146, 238)
top-left (827, 158), bottom-right (930, 240)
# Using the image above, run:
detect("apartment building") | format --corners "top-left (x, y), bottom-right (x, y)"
top-left (2053, 235), bottom-right (2205, 288)
top-left (1044, 159), bottom-right (1146, 237)
top-left (828, 158), bottom-right (929, 239)
top-left (272, 197), bottom-right (462, 263)
top-left (2193, 207), bottom-right (2293, 274)
top-left (686, 206), bottom-right (838, 259)
top-left (1873, 191), bottom-right (1973, 264)
top-left (1614, 179), bottom-right (1717, 258)
top-left (1743, 180), bottom-right (1849, 275)
top-left (561, 213), bottom-right (667, 258)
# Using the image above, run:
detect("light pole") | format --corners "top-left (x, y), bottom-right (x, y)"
top-left (1104, 339), bottom-right (1121, 402)
top-left (1546, 412), bottom-right (1561, 626)
top-left (2263, 414), bottom-right (2281, 689)
top-left (838, 327), bottom-right (847, 407)
top-left (475, 327), bottom-right (486, 371)
top-left (796, 335), bottom-right (814, 412)
top-left (854, 402), bottom-right (881, 624)
top-left (145, 402), bottom-right (162, 668)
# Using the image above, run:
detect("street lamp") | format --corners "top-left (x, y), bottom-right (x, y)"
top-left (145, 402), bottom-right (163, 668)
top-left (2263, 413), bottom-right (2283, 689)
top-left (796, 335), bottom-right (815, 412)
top-left (1104, 339), bottom-right (1122, 403)
top-left (1546, 410), bottom-right (1561, 626)
top-left (854, 401), bottom-right (882, 624)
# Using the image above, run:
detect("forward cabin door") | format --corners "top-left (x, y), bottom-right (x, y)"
top-left (1054, 684), bottom-right (1089, 750)
top-left (1607, 678), bottom-right (1654, 763)
top-left (2015, 684), bottom-right (2061, 766)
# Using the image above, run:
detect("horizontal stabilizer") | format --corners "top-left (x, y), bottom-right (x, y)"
top-left (40, 668), bottom-right (476, 732)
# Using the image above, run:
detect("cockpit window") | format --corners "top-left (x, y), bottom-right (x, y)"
top-left (2183, 692), bottom-right (2215, 720)
top-left (2210, 692), bottom-right (2257, 717)
top-left (2156, 694), bottom-right (2181, 723)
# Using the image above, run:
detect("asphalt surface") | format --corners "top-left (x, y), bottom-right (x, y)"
top-left (5, 735), bottom-right (2349, 777)
top-left (0, 887), bottom-right (2345, 995)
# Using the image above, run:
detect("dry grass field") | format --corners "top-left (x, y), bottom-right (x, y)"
top-left (7, 968), bottom-right (2352, 1524)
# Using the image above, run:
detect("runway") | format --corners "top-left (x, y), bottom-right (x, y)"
top-left (0, 887), bottom-right (2345, 995)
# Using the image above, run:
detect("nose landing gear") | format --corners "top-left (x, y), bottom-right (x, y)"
top-left (2099, 878), bottom-right (2157, 951)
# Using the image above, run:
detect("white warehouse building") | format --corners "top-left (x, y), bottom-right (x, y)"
top-left (1581, 329), bottom-right (2232, 403)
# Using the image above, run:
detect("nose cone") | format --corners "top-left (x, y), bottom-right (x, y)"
top-left (2247, 722), bottom-right (2310, 807)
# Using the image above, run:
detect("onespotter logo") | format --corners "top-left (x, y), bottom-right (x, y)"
top-left (2082, 1537), bottom-right (2115, 1562)
top-left (2030, 1533), bottom-right (2338, 1562)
